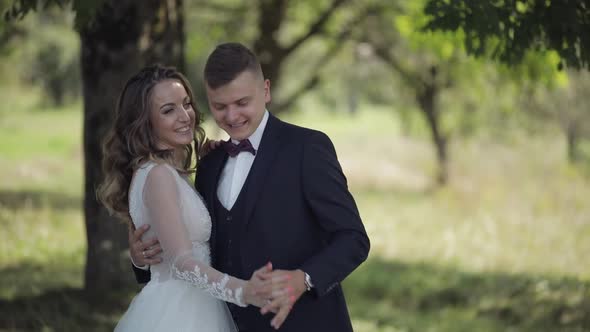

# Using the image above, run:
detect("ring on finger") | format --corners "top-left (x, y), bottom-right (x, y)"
top-left (142, 250), bottom-right (147, 258)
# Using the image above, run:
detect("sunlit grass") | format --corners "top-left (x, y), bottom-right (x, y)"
top-left (0, 106), bottom-right (85, 302)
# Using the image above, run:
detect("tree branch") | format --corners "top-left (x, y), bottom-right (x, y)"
top-left (274, 4), bottom-right (373, 113)
top-left (372, 44), bottom-right (423, 89)
top-left (283, 0), bottom-right (349, 56)
top-left (190, 0), bottom-right (249, 15)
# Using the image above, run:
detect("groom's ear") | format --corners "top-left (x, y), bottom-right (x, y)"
top-left (264, 79), bottom-right (271, 103)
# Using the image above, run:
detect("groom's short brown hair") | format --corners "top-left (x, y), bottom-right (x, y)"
top-left (204, 42), bottom-right (264, 89)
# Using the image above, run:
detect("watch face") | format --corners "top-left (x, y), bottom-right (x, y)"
top-left (304, 273), bottom-right (313, 289)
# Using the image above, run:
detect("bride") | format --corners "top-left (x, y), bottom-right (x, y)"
top-left (97, 65), bottom-right (292, 331)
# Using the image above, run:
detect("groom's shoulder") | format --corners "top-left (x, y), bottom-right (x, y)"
top-left (277, 117), bottom-right (331, 143)
top-left (274, 117), bottom-right (339, 160)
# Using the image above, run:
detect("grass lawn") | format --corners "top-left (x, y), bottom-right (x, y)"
top-left (1, 106), bottom-right (589, 331)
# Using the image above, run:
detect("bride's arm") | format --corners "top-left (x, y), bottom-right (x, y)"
top-left (143, 164), bottom-right (254, 306)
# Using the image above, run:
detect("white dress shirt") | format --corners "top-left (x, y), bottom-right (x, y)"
top-left (217, 110), bottom-right (269, 210)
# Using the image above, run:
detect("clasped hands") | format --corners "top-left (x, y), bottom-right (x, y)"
top-left (129, 224), bottom-right (306, 330)
top-left (246, 263), bottom-right (307, 329)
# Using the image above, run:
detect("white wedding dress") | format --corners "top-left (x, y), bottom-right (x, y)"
top-left (115, 161), bottom-right (242, 332)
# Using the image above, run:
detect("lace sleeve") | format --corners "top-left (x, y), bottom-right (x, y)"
top-left (143, 164), bottom-right (247, 306)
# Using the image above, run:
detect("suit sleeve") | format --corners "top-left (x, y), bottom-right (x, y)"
top-left (299, 131), bottom-right (370, 297)
top-left (132, 264), bottom-right (151, 284)
top-left (195, 160), bottom-right (207, 194)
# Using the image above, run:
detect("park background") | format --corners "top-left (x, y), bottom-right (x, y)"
top-left (0, 0), bottom-right (589, 331)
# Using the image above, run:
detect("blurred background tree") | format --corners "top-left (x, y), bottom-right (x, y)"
top-left (4, 0), bottom-right (185, 296)
top-left (0, 1), bottom-right (80, 109)
top-left (359, 1), bottom-right (470, 185)
top-left (423, 0), bottom-right (590, 164)
top-left (25, 8), bottom-right (80, 106)
top-left (423, 0), bottom-right (590, 69)
top-left (525, 68), bottom-right (590, 163)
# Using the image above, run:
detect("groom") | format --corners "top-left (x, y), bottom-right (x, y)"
top-left (130, 42), bottom-right (369, 331)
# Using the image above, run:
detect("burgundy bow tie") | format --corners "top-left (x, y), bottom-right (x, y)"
top-left (222, 139), bottom-right (256, 157)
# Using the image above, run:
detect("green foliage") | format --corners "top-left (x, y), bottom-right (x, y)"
top-left (28, 10), bottom-right (80, 106)
top-left (4, 0), bottom-right (104, 30)
top-left (0, 6), bottom-right (80, 107)
top-left (423, 0), bottom-right (590, 69)
top-left (524, 69), bottom-right (590, 162)
top-left (507, 49), bottom-right (566, 89)
top-left (358, 0), bottom-right (501, 140)
top-left (69, 0), bottom-right (104, 29)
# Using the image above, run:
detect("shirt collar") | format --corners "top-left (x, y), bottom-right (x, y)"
top-left (230, 110), bottom-right (268, 150)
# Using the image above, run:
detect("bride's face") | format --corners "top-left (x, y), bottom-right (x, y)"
top-left (149, 79), bottom-right (196, 151)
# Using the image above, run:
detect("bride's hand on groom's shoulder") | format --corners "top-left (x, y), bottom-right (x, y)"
top-left (199, 138), bottom-right (223, 158)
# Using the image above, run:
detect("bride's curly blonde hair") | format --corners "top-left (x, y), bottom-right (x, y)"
top-left (97, 64), bottom-right (205, 223)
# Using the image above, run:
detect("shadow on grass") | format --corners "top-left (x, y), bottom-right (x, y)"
top-left (0, 262), bottom-right (137, 332)
top-left (344, 258), bottom-right (590, 332)
top-left (0, 261), bottom-right (83, 300)
top-left (0, 189), bottom-right (81, 210)
top-left (0, 287), bottom-right (133, 332)
top-left (1, 258), bottom-right (589, 332)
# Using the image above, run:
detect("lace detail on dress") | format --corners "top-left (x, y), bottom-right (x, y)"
top-left (128, 162), bottom-right (248, 307)
top-left (171, 252), bottom-right (245, 307)
top-left (151, 270), bottom-right (161, 283)
top-left (192, 241), bottom-right (211, 265)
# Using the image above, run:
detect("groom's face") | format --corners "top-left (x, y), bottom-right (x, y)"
top-left (206, 70), bottom-right (271, 141)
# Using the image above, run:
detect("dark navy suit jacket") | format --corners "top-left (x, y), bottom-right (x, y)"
top-left (134, 114), bottom-right (370, 331)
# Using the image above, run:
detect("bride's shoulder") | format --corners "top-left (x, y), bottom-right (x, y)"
top-left (141, 161), bottom-right (181, 182)
top-left (131, 160), bottom-right (171, 184)
top-left (136, 160), bottom-right (174, 173)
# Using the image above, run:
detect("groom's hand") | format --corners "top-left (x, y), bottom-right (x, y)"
top-left (129, 224), bottom-right (163, 266)
top-left (260, 269), bottom-right (306, 329)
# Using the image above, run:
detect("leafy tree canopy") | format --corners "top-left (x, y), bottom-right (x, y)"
top-left (4, 0), bottom-right (104, 29)
top-left (423, 0), bottom-right (590, 70)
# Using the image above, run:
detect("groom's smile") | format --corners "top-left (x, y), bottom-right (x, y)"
top-left (229, 121), bottom-right (247, 128)
top-left (205, 70), bottom-right (271, 141)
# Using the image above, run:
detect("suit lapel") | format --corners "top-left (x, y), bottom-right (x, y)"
top-left (242, 114), bottom-right (283, 229)
top-left (197, 148), bottom-right (228, 266)
top-left (208, 150), bottom-right (229, 208)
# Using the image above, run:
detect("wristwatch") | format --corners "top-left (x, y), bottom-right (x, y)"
top-left (303, 272), bottom-right (314, 291)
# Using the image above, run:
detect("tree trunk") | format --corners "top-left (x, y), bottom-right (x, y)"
top-left (417, 83), bottom-right (448, 185)
top-left (566, 126), bottom-right (580, 163)
top-left (253, 0), bottom-right (288, 96)
top-left (79, 0), bottom-right (184, 297)
top-left (48, 76), bottom-right (65, 107)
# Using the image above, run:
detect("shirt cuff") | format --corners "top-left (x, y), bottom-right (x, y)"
top-left (131, 255), bottom-right (150, 271)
